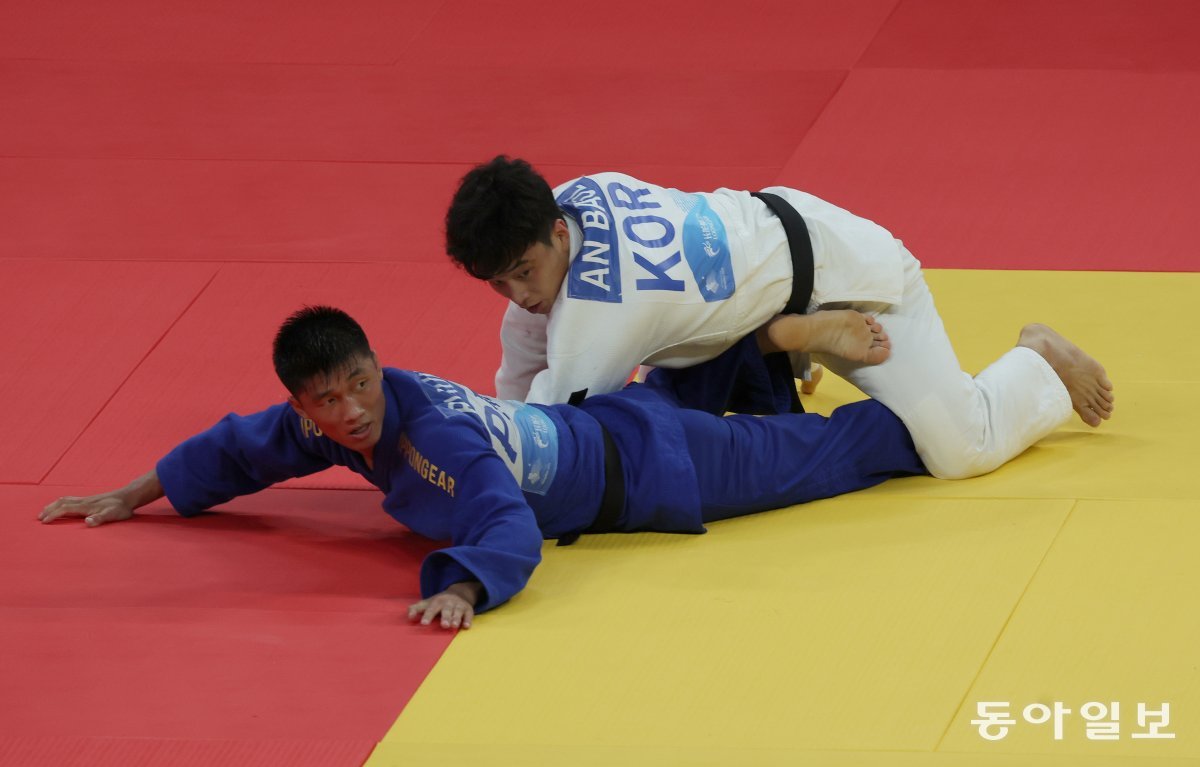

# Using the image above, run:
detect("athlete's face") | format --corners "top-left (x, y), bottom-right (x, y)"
top-left (487, 219), bottom-right (570, 315)
top-left (289, 353), bottom-right (386, 460)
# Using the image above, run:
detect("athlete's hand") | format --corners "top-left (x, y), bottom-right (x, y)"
top-left (39, 493), bottom-right (135, 527)
top-left (407, 581), bottom-right (482, 630)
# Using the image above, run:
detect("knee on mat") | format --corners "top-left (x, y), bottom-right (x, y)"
top-left (920, 445), bottom-right (1004, 481)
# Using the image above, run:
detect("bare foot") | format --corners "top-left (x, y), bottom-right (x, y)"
top-left (1017, 323), bottom-right (1114, 427)
top-left (758, 310), bottom-right (891, 365)
top-left (800, 363), bottom-right (824, 395)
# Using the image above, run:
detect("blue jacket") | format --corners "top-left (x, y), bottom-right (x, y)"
top-left (157, 368), bottom-right (704, 613)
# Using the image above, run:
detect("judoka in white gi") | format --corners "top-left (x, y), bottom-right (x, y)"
top-left (445, 157), bottom-right (1114, 479)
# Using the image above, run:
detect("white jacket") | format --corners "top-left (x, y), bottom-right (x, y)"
top-left (496, 173), bottom-right (906, 404)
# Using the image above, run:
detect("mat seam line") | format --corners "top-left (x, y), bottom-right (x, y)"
top-left (386, 0), bottom-right (450, 67)
top-left (0, 257), bottom-right (457, 266)
top-left (0, 56), bottom-right (416, 69)
top-left (0, 154), bottom-right (788, 169)
top-left (0, 154), bottom-right (477, 165)
top-left (847, 0), bottom-right (906, 71)
top-left (30, 481), bottom-right (379, 492)
top-left (35, 267), bottom-right (224, 484)
top-left (932, 498), bottom-right (1080, 752)
top-left (5, 259), bottom-right (1198, 278)
top-left (769, 69), bottom-right (853, 186)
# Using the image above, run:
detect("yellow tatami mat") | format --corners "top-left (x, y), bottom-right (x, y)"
top-left (942, 499), bottom-right (1200, 758)
top-left (369, 270), bottom-right (1200, 765)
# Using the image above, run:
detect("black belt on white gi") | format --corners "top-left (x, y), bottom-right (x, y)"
top-left (750, 191), bottom-right (816, 414)
top-left (751, 191), bottom-right (815, 316)
top-left (557, 389), bottom-right (626, 547)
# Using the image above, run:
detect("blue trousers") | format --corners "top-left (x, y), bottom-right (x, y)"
top-left (677, 398), bottom-right (927, 523)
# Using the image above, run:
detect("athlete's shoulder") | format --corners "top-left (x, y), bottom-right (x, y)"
top-left (382, 366), bottom-right (415, 383)
top-left (382, 368), bottom-right (468, 412)
top-left (552, 171), bottom-right (656, 197)
top-left (381, 366), bottom-right (426, 397)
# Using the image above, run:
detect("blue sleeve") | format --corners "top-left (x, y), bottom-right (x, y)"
top-left (156, 404), bottom-right (335, 516)
top-left (419, 451), bottom-right (544, 614)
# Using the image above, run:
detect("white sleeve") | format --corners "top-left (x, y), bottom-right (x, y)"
top-left (522, 304), bottom-right (645, 405)
top-left (495, 302), bottom-right (548, 401)
top-left (524, 357), bottom-right (637, 405)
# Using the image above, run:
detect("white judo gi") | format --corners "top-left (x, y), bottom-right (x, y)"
top-left (495, 172), bottom-right (1072, 479)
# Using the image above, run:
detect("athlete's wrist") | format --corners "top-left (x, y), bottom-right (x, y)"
top-left (445, 580), bottom-right (483, 606)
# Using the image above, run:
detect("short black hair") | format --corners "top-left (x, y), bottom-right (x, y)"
top-left (445, 155), bottom-right (563, 280)
top-left (273, 306), bottom-right (372, 396)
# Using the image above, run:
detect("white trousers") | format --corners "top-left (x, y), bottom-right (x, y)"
top-left (814, 246), bottom-right (1073, 479)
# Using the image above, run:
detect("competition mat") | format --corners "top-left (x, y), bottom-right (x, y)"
top-left (371, 269), bottom-right (1200, 765)
top-left (2, 1), bottom-right (1198, 765)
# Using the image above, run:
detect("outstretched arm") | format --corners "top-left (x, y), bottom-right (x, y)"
top-left (39, 469), bottom-right (164, 527)
top-left (41, 404), bottom-right (334, 525)
top-left (410, 444), bottom-right (544, 624)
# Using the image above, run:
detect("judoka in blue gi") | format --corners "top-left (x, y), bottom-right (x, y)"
top-left (40, 307), bottom-right (926, 630)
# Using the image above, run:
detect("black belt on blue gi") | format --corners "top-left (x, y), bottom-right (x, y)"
top-left (557, 388), bottom-right (625, 547)
top-left (750, 191), bottom-right (816, 414)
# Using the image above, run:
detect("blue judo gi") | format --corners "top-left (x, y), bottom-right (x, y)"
top-left (156, 346), bottom-right (926, 613)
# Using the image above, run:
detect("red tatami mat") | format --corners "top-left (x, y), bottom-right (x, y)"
top-left (0, 261), bottom-right (216, 483)
top-left (0, 60), bottom-right (845, 167)
top-left (539, 164), bottom-right (785, 197)
top-left (400, 0), bottom-right (897, 70)
top-left (860, 0), bottom-right (1200, 70)
top-left (0, 739), bottom-right (372, 767)
top-left (0, 0), bottom-right (439, 65)
top-left (2, 484), bottom-right (445, 763)
top-left (0, 158), bottom-right (468, 263)
top-left (0, 159), bottom-right (795, 264)
top-left (44, 261), bottom-right (504, 488)
top-left (777, 69), bottom-right (1200, 271)
top-left (5, 2), bottom-right (1197, 765)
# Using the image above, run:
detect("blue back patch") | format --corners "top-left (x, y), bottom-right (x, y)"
top-left (675, 192), bottom-right (735, 302)
top-left (558, 177), bottom-right (623, 304)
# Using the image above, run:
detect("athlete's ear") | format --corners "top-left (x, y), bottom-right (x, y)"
top-left (551, 218), bottom-right (570, 251)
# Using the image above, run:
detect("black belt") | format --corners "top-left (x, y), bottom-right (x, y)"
top-left (557, 390), bottom-right (626, 546)
top-left (750, 191), bottom-right (815, 414)
top-left (751, 191), bottom-right (814, 316)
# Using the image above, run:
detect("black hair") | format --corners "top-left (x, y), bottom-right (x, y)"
top-left (272, 305), bottom-right (372, 396)
top-left (445, 155), bottom-right (563, 280)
